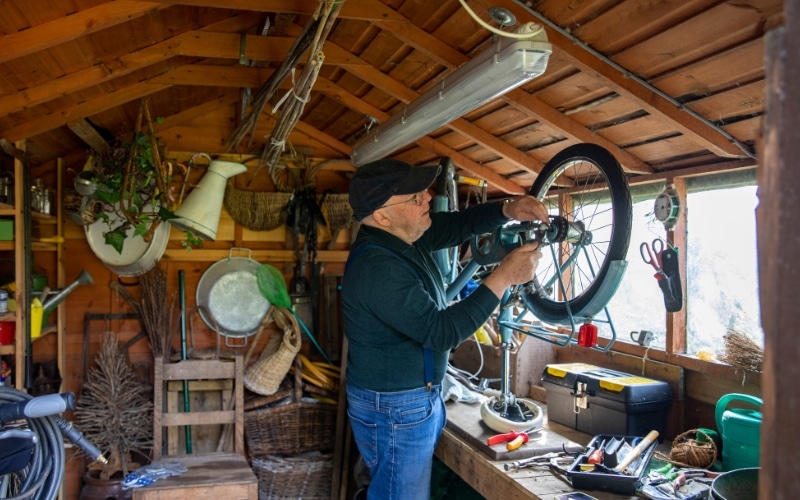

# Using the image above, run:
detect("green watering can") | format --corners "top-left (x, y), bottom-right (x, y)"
top-left (715, 393), bottom-right (762, 471)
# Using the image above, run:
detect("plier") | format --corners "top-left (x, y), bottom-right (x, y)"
top-left (487, 426), bottom-right (542, 451)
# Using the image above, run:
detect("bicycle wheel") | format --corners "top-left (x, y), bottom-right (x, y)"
top-left (522, 143), bottom-right (632, 323)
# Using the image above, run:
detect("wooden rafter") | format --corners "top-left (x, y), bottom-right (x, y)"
top-left (0, 1), bottom-right (170, 65)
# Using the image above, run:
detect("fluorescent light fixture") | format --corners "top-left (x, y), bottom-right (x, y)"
top-left (351, 34), bottom-right (552, 166)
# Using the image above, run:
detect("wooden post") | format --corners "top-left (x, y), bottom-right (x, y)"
top-left (759, 4), bottom-right (800, 497)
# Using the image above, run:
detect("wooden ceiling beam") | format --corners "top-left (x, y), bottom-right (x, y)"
top-left (149, 64), bottom-right (524, 192)
top-left (505, 90), bottom-right (654, 173)
top-left (67, 119), bottom-right (110, 152)
top-left (146, 0), bottom-right (407, 22)
top-left (0, 1), bottom-right (169, 65)
top-left (0, 16), bottom-right (256, 117)
top-left (293, 121), bottom-right (351, 157)
top-left (1, 83), bottom-right (170, 143)
top-left (499, 0), bottom-right (749, 159)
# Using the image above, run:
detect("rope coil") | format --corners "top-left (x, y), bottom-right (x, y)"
top-left (655, 428), bottom-right (717, 469)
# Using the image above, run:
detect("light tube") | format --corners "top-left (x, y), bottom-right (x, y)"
top-left (350, 35), bottom-right (552, 166)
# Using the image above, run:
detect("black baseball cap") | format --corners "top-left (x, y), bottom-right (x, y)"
top-left (349, 159), bottom-right (441, 221)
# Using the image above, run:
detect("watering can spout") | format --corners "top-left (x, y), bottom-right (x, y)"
top-left (42, 270), bottom-right (93, 317)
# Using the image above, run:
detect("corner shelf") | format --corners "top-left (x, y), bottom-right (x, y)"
top-left (0, 144), bottom-right (65, 391)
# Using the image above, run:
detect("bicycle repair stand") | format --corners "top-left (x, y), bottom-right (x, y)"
top-left (480, 263), bottom-right (626, 431)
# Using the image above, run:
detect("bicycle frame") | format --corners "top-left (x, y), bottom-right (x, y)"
top-left (434, 144), bottom-right (632, 425)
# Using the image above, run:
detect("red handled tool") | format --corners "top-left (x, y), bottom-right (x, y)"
top-left (640, 239), bottom-right (665, 277)
top-left (487, 427), bottom-right (541, 451)
top-left (587, 439), bottom-right (606, 464)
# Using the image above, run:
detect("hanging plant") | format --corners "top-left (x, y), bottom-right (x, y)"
top-left (86, 98), bottom-right (202, 253)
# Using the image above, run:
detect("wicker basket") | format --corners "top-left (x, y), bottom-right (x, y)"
top-left (251, 453), bottom-right (333, 500)
top-left (245, 358), bottom-right (337, 456)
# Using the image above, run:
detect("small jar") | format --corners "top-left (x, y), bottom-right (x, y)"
top-left (0, 290), bottom-right (8, 314)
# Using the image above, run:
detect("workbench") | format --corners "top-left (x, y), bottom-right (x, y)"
top-left (435, 399), bottom-right (644, 500)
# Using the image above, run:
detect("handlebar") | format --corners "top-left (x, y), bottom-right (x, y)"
top-left (0, 392), bottom-right (75, 425)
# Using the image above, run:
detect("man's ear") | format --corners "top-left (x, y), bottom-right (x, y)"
top-left (370, 208), bottom-right (393, 228)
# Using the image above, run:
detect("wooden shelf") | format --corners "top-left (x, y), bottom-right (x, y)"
top-left (32, 211), bottom-right (57, 224)
top-left (0, 344), bottom-right (14, 355)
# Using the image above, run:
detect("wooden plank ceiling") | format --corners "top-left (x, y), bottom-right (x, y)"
top-left (0, 0), bottom-right (777, 196)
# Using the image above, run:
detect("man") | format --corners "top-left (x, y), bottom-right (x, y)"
top-left (342, 158), bottom-right (548, 499)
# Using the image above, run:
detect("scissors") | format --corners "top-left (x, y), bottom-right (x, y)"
top-left (640, 239), bottom-right (665, 272)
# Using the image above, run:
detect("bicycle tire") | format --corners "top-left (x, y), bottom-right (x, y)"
top-left (523, 143), bottom-right (632, 323)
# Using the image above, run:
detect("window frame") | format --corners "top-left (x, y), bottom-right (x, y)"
top-left (556, 162), bottom-right (761, 381)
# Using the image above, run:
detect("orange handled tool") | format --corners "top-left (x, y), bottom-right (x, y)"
top-left (587, 439), bottom-right (606, 464)
top-left (506, 433), bottom-right (530, 451)
top-left (487, 427), bottom-right (541, 450)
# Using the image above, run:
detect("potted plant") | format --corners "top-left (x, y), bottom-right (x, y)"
top-left (84, 98), bottom-right (202, 253)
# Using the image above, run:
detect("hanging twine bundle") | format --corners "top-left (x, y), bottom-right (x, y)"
top-left (718, 328), bottom-right (764, 372)
top-left (655, 428), bottom-right (717, 469)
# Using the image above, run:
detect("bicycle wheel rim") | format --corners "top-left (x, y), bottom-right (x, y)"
top-left (523, 143), bottom-right (632, 323)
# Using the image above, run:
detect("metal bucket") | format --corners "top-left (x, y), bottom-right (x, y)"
top-left (710, 467), bottom-right (759, 500)
top-left (196, 248), bottom-right (270, 343)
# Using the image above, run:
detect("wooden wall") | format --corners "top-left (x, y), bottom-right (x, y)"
top-left (46, 159), bottom-right (352, 499)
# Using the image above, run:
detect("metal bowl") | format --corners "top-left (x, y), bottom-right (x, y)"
top-left (196, 248), bottom-right (270, 339)
top-left (711, 467), bottom-right (759, 500)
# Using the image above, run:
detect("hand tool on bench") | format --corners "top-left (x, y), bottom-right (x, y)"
top-left (487, 426), bottom-right (542, 451)
top-left (504, 451), bottom-right (566, 471)
top-left (614, 430), bottom-right (658, 474)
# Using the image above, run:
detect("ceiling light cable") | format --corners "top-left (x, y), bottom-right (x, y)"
top-left (459, 0), bottom-right (543, 39)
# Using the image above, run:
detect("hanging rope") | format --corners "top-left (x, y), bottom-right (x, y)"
top-left (224, 0), bottom-right (345, 186)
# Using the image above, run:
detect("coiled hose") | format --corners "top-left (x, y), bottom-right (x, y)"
top-left (0, 386), bottom-right (64, 500)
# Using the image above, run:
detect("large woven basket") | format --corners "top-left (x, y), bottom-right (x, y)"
top-left (251, 453), bottom-right (333, 500)
top-left (245, 358), bottom-right (337, 456)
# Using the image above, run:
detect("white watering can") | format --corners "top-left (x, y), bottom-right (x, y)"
top-left (170, 159), bottom-right (247, 241)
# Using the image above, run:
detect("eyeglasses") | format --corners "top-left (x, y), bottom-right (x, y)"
top-left (380, 192), bottom-right (425, 208)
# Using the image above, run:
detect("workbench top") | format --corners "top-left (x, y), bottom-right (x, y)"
top-left (435, 400), bottom-right (644, 500)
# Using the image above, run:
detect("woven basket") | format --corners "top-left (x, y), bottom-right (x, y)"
top-left (245, 358), bottom-right (337, 456)
top-left (251, 453), bottom-right (333, 500)
top-left (244, 308), bottom-right (301, 396)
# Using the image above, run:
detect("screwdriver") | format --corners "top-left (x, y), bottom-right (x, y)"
top-left (587, 439), bottom-right (606, 465)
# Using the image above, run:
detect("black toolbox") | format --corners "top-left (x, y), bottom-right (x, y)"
top-left (541, 363), bottom-right (672, 436)
top-left (566, 433), bottom-right (658, 494)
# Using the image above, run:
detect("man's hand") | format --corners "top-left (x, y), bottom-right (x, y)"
top-left (502, 196), bottom-right (550, 223)
top-left (483, 242), bottom-right (543, 299)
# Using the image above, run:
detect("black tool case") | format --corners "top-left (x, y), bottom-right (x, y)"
top-left (541, 363), bottom-right (672, 436)
top-left (566, 433), bottom-right (657, 494)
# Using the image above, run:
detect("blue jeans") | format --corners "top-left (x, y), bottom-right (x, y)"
top-left (346, 383), bottom-right (446, 500)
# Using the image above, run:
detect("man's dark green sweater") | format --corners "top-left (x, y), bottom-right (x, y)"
top-left (342, 201), bottom-right (509, 392)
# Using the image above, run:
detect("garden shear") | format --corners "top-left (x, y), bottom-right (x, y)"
top-left (640, 239), bottom-right (665, 275)
top-left (641, 238), bottom-right (684, 312)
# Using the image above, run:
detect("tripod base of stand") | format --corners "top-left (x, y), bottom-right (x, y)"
top-left (480, 396), bottom-right (543, 434)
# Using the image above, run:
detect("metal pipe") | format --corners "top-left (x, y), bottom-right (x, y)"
top-left (178, 270), bottom-right (192, 453)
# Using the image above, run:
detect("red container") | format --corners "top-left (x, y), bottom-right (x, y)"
top-left (0, 322), bottom-right (14, 345)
